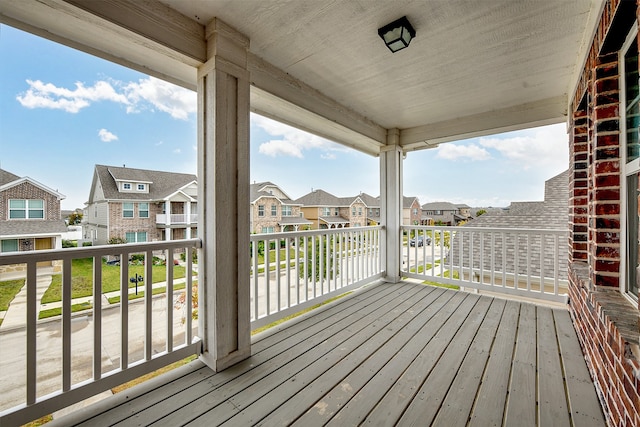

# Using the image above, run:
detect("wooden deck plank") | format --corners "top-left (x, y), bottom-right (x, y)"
top-left (397, 296), bottom-right (498, 426)
top-left (291, 289), bottom-right (465, 427)
top-left (323, 291), bottom-right (477, 426)
top-left (105, 283), bottom-right (413, 426)
top-left (329, 295), bottom-right (480, 425)
top-left (54, 282), bottom-right (605, 427)
top-left (467, 299), bottom-right (520, 427)
top-left (536, 306), bottom-right (571, 427)
top-left (186, 285), bottom-right (439, 426)
top-left (221, 287), bottom-right (449, 426)
top-left (152, 284), bottom-right (432, 426)
top-left (504, 302), bottom-right (537, 426)
top-left (553, 309), bottom-right (606, 426)
top-left (430, 297), bottom-right (507, 426)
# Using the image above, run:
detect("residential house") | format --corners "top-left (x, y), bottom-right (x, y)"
top-left (403, 196), bottom-right (421, 225)
top-left (83, 165), bottom-right (198, 245)
top-left (421, 201), bottom-right (463, 226)
top-left (0, 168), bottom-right (67, 275)
top-left (250, 181), bottom-right (311, 233)
top-left (455, 203), bottom-right (472, 220)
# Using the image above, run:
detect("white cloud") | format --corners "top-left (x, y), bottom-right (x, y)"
top-left (252, 114), bottom-right (345, 159)
top-left (259, 139), bottom-right (303, 158)
top-left (124, 77), bottom-right (196, 120)
top-left (479, 123), bottom-right (568, 171)
top-left (17, 79), bottom-right (128, 113)
top-left (173, 148), bottom-right (182, 154)
top-left (98, 128), bottom-right (118, 142)
top-left (16, 76), bottom-right (196, 120)
top-left (436, 143), bottom-right (491, 161)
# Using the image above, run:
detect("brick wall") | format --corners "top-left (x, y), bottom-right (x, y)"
top-left (0, 182), bottom-right (61, 220)
top-left (108, 202), bottom-right (161, 242)
top-left (568, 1), bottom-right (640, 426)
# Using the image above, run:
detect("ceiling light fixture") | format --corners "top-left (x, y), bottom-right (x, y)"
top-left (378, 16), bottom-right (416, 53)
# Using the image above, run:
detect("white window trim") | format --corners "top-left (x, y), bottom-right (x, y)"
top-left (9, 199), bottom-right (45, 220)
top-left (122, 202), bottom-right (134, 218)
top-left (620, 21), bottom-right (640, 303)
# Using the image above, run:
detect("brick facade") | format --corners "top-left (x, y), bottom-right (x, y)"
top-left (107, 202), bottom-right (162, 242)
top-left (0, 182), bottom-right (61, 221)
top-left (568, 1), bottom-right (640, 425)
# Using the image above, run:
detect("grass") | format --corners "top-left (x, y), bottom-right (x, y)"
top-left (422, 269), bottom-right (460, 290)
top-left (0, 279), bottom-right (25, 311)
top-left (41, 258), bottom-right (187, 304)
top-left (38, 301), bottom-right (93, 320)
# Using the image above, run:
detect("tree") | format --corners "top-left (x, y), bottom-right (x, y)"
top-left (476, 209), bottom-right (487, 216)
top-left (300, 237), bottom-right (338, 281)
top-left (67, 211), bottom-right (83, 225)
top-left (108, 236), bottom-right (127, 244)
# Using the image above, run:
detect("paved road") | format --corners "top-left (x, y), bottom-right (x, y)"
top-left (0, 293), bottom-right (194, 413)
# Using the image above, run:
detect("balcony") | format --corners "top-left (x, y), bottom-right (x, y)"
top-left (0, 226), bottom-right (604, 426)
top-left (155, 214), bottom-right (198, 226)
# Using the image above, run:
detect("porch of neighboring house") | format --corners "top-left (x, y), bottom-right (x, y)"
top-left (50, 282), bottom-right (604, 427)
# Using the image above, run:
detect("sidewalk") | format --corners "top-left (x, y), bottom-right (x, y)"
top-left (0, 272), bottom-right (195, 331)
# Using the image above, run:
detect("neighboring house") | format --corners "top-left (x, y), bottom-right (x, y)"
top-left (296, 190), bottom-right (419, 229)
top-left (0, 168), bottom-right (67, 275)
top-left (421, 201), bottom-right (462, 225)
top-left (403, 196), bottom-right (422, 225)
top-left (454, 170), bottom-right (570, 281)
top-left (250, 182), bottom-right (312, 233)
top-left (83, 165), bottom-right (198, 245)
top-left (455, 204), bottom-right (472, 220)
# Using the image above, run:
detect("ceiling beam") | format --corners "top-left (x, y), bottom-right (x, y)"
top-left (399, 96), bottom-right (567, 152)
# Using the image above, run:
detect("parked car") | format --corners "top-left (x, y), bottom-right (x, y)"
top-left (409, 235), bottom-right (431, 246)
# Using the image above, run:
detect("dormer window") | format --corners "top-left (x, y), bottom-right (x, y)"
top-left (137, 184), bottom-right (146, 191)
top-left (123, 183), bottom-right (132, 190)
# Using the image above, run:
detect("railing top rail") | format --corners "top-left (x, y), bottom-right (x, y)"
top-left (0, 238), bottom-right (202, 265)
top-left (250, 225), bottom-right (383, 241)
top-left (402, 225), bottom-right (566, 235)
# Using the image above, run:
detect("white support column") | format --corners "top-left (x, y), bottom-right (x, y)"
top-left (380, 129), bottom-right (403, 283)
top-left (185, 201), bottom-right (192, 239)
top-left (197, 18), bottom-right (251, 371)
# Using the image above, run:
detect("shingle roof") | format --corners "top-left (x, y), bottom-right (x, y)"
top-left (294, 189), bottom-right (342, 206)
top-left (94, 165), bottom-right (197, 201)
top-left (453, 170), bottom-right (570, 280)
top-left (0, 220), bottom-right (68, 237)
top-left (0, 168), bottom-right (21, 186)
top-left (422, 201), bottom-right (459, 211)
top-left (250, 182), bottom-right (297, 204)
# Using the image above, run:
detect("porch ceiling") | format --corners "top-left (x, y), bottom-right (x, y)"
top-left (1, 0), bottom-right (603, 155)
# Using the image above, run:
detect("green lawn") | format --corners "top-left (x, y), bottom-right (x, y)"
top-left (41, 258), bottom-right (187, 304)
top-left (0, 279), bottom-right (25, 311)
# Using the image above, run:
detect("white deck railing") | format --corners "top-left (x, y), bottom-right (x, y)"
top-left (0, 239), bottom-right (201, 426)
top-left (401, 225), bottom-right (568, 303)
top-left (249, 226), bottom-right (383, 329)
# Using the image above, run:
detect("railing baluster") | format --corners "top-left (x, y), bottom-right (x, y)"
top-left (93, 255), bottom-right (102, 381)
top-left (145, 250), bottom-right (153, 360)
top-left (185, 246), bottom-right (193, 345)
top-left (120, 252), bottom-right (129, 369)
top-left (276, 238), bottom-right (281, 311)
top-left (166, 248), bottom-right (174, 353)
top-left (266, 238), bottom-right (271, 315)
top-left (252, 237), bottom-right (259, 320)
top-left (26, 260), bottom-right (37, 405)
top-left (62, 257), bottom-right (72, 392)
top-left (285, 237), bottom-right (291, 308)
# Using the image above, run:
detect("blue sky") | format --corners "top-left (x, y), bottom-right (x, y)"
top-left (1, 24), bottom-right (569, 211)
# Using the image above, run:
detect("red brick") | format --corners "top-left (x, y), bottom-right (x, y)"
top-left (594, 274), bottom-right (620, 287)
top-left (594, 203), bottom-right (621, 215)
top-left (595, 174), bottom-right (621, 187)
top-left (594, 160), bottom-right (620, 174)
top-left (595, 104), bottom-right (620, 120)
top-left (595, 188), bottom-right (620, 200)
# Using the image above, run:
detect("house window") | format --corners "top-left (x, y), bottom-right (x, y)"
top-left (322, 207), bottom-right (331, 216)
top-left (9, 199), bottom-right (44, 219)
top-left (125, 231), bottom-right (147, 243)
top-left (1, 239), bottom-right (18, 253)
top-left (262, 226), bottom-right (274, 233)
top-left (413, 208), bottom-right (418, 215)
top-left (139, 203), bottom-right (149, 218)
top-left (282, 206), bottom-right (292, 216)
top-left (622, 24), bottom-right (640, 298)
top-left (352, 207), bottom-right (356, 215)
top-left (258, 205), bottom-right (265, 217)
top-left (271, 205), bottom-right (277, 216)
top-left (137, 184), bottom-right (145, 191)
top-left (123, 183), bottom-right (132, 190)
top-left (123, 202), bottom-right (134, 218)
top-left (358, 207), bottom-right (362, 216)
top-left (334, 208), bottom-right (339, 216)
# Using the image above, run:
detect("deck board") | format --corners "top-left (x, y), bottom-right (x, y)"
top-left (56, 281), bottom-right (606, 427)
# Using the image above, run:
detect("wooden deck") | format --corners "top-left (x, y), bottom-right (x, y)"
top-left (54, 281), bottom-right (605, 426)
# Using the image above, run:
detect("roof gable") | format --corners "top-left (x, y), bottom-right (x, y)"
top-left (0, 169), bottom-right (66, 200)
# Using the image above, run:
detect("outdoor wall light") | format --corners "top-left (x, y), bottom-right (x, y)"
top-left (378, 16), bottom-right (416, 53)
